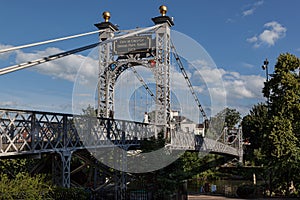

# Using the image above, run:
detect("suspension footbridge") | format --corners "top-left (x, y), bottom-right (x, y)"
top-left (0, 6), bottom-right (244, 199)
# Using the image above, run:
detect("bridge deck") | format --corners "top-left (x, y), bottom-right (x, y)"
top-left (0, 108), bottom-right (240, 158)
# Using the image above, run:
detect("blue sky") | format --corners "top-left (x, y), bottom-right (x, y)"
top-left (0, 0), bottom-right (299, 118)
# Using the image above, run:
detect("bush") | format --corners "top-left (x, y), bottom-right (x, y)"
top-left (51, 187), bottom-right (90, 200)
top-left (236, 184), bottom-right (257, 199)
top-left (0, 173), bottom-right (52, 200)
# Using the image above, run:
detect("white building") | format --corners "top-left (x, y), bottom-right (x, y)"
top-left (171, 111), bottom-right (205, 137)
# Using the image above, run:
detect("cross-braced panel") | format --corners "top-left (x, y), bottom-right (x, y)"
top-left (154, 24), bottom-right (171, 131)
top-left (98, 33), bottom-right (114, 118)
top-left (169, 130), bottom-right (195, 150)
top-left (0, 109), bottom-right (152, 157)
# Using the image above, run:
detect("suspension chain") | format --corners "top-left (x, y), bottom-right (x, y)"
top-left (171, 41), bottom-right (208, 121)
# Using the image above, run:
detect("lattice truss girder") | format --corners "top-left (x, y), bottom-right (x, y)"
top-left (0, 109), bottom-right (153, 157)
top-left (169, 131), bottom-right (238, 157)
top-left (0, 110), bottom-right (80, 155)
top-left (168, 127), bottom-right (243, 159)
top-left (154, 24), bottom-right (171, 128)
top-left (193, 127), bottom-right (243, 157)
top-left (71, 150), bottom-right (116, 190)
top-left (98, 31), bottom-right (114, 118)
top-left (201, 138), bottom-right (239, 156)
top-left (169, 130), bottom-right (195, 150)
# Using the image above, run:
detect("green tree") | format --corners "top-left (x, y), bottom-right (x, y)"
top-left (223, 108), bottom-right (242, 128)
top-left (262, 53), bottom-right (300, 196)
top-left (0, 158), bottom-right (32, 177)
top-left (209, 108), bottom-right (241, 138)
top-left (0, 172), bottom-right (52, 200)
top-left (81, 104), bottom-right (97, 117)
top-left (264, 53), bottom-right (300, 135)
top-left (241, 103), bottom-right (268, 165)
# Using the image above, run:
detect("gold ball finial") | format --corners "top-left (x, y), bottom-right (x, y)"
top-left (102, 11), bottom-right (111, 22)
top-left (159, 5), bottom-right (167, 16)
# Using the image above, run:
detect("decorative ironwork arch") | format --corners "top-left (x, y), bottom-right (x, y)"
top-left (99, 60), bottom-right (155, 118)
top-left (97, 23), bottom-right (172, 139)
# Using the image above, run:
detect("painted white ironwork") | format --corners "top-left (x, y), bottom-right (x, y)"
top-left (0, 8), bottom-right (245, 192)
top-left (153, 23), bottom-right (171, 139)
top-left (0, 108), bottom-right (243, 189)
top-left (0, 108), bottom-right (242, 158)
top-left (0, 109), bottom-right (153, 157)
top-left (0, 29), bottom-right (105, 54)
top-left (96, 24), bottom-right (163, 119)
top-left (97, 26), bottom-right (115, 118)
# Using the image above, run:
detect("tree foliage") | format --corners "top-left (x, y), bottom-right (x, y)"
top-left (0, 172), bottom-right (52, 200)
top-left (242, 103), bottom-right (268, 165)
top-left (0, 158), bottom-right (33, 177)
top-left (81, 104), bottom-right (97, 117)
top-left (262, 53), bottom-right (300, 196)
top-left (212, 107), bottom-right (241, 128)
top-left (208, 108), bottom-right (241, 139)
top-left (264, 53), bottom-right (300, 134)
top-left (241, 53), bottom-right (300, 196)
top-left (263, 53), bottom-right (300, 172)
top-left (51, 187), bottom-right (90, 200)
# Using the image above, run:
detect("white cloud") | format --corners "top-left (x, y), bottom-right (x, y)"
top-left (191, 61), bottom-right (265, 115)
top-left (0, 101), bottom-right (18, 107)
top-left (3, 44), bottom-right (265, 117)
top-left (255, 0), bottom-right (264, 6)
top-left (243, 8), bottom-right (255, 17)
top-left (242, 0), bottom-right (264, 17)
top-left (242, 62), bottom-right (255, 68)
top-left (192, 61), bottom-right (226, 88)
top-left (226, 18), bottom-right (235, 23)
top-left (260, 22), bottom-right (287, 45)
top-left (246, 36), bottom-right (258, 43)
top-left (247, 21), bottom-right (287, 47)
top-left (0, 89), bottom-right (73, 113)
top-left (221, 72), bottom-right (265, 116)
top-left (0, 44), bottom-right (15, 60)
top-left (15, 47), bottom-right (98, 83)
top-left (222, 72), bottom-right (264, 99)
